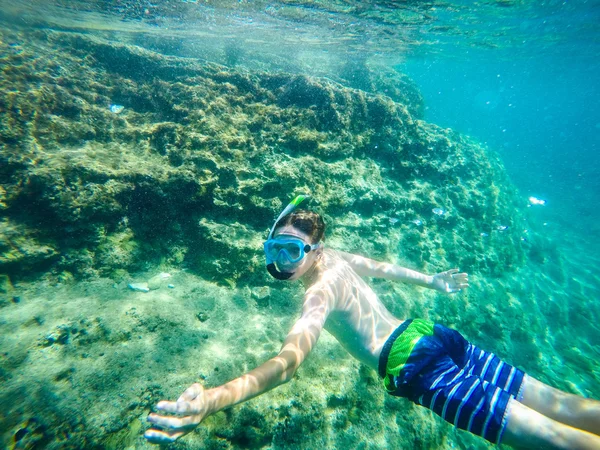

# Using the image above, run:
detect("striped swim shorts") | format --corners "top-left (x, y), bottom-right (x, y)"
top-left (378, 319), bottom-right (525, 444)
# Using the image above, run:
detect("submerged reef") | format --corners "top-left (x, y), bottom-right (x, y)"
top-left (0, 30), bottom-right (524, 286)
top-left (3, 28), bottom-right (598, 450)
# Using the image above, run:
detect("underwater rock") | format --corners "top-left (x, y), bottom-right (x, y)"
top-left (0, 29), bottom-right (526, 286)
top-left (277, 74), bottom-right (334, 109)
top-left (338, 59), bottom-right (425, 119)
top-left (0, 219), bottom-right (58, 271)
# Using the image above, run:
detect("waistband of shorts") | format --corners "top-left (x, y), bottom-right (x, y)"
top-left (378, 319), bottom-right (413, 378)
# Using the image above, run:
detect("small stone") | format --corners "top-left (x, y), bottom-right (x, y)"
top-left (196, 312), bottom-right (209, 322)
top-left (251, 286), bottom-right (271, 307)
top-left (167, 284), bottom-right (175, 289)
top-left (41, 325), bottom-right (70, 347)
top-left (55, 325), bottom-right (70, 344)
top-left (109, 104), bottom-right (124, 114)
top-left (128, 283), bottom-right (150, 293)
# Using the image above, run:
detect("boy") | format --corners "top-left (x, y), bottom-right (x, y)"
top-left (145, 196), bottom-right (600, 449)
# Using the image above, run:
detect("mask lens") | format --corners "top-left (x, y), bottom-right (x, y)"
top-left (265, 242), bottom-right (282, 260)
top-left (265, 239), bottom-right (304, 263)
top-left (284, 242), bottom-right (302, 261)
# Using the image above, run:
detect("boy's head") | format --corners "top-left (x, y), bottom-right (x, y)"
top-left (264, 199), bottom-right (326, 281)
top-left (272, 210), bottom-right (325, 245)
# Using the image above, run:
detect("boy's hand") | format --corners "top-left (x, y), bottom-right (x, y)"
top-left (144, 383), bottom-right (209, 444)
top-left (431, 269), bottom-right (468, 293)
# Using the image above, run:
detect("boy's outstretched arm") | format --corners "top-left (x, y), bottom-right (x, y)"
top-left (144, 290), bottom-right (331, 444)
top-left (338, 251), bottom-right (468, 293)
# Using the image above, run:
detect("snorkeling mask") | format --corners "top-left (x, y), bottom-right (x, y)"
top-left (264, 195), bottom-right (320, 280)
top-left (264, 238), bottom-right (321, 264)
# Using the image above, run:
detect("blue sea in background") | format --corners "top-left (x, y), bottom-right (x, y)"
top-left (403, 49), bottom-right (600, 242)
top-left (399, 0), bottom-right (600, 246)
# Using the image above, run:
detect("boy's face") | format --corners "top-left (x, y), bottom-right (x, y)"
top-left (272, 225), bottom-right (320, 281)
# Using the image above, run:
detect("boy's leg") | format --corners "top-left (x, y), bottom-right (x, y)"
top-left (519, 374), bottom-right (600, 436)
top-left (502, 397), bottom-right (600, 450)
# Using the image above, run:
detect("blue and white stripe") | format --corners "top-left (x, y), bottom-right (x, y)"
top-left (406, 344), bottom-right (524, 444)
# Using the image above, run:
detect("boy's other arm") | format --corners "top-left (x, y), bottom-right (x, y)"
top-left (144, 291), bottom-right (331, 444)
top-left (337, 251), bottom-right (468, 293)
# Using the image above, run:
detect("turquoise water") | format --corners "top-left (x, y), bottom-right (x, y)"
top-left (402, 50), bottom-right (600, 240)
top-left (0, 1), bottom-right (599, 449)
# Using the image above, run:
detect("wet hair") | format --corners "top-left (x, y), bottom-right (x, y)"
top-left (273, 210), bottom-right (325, 244)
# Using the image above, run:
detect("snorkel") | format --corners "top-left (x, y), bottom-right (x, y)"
top-left (265, 195), bottom-right (311, 280)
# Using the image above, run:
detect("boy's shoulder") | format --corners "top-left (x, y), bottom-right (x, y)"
top-left (308, 249), bottom-right (360, 291)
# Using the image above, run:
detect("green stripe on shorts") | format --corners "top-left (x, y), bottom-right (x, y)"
top-left (386, 318), bottom-right (434, 377)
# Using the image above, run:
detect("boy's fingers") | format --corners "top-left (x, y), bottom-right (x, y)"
top-left (144, 428), bottom-right (185, 444)
top-left (147, 412), bottom-right (201, 433)
top-left (148, 412), bottom-right (192, 429)
top-left (155, 400), bottom-right (193, 415)
top-left (148, 413), bottom-right (180, 429)
top-left (179, 383), bottom-right (204, 402)
top-left (155, 400), bottom-right (177, 413)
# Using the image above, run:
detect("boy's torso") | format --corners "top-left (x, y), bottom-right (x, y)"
top-left (309, 249), bottom-right (404, 371)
